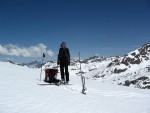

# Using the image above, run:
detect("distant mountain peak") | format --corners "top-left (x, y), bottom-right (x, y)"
top-left (121, 43), bottom-right (150, 66)
top-left (138, 42), bottom-right (150, 56)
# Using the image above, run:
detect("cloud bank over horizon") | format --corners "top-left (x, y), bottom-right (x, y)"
top-left (0, 43), bottom-right (54, 57)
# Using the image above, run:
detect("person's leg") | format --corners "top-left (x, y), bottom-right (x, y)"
top-left (60, 63), bottom-right (65, 81)
top-left (65, 64), bottom-right (69, 82)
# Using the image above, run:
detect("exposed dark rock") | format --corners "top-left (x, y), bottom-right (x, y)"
top-left (124, 80), bottom-right (130, 86)
top-left (131, 52), bottom-right (136, 56)
top-left (114, 68), bottom-right (127, 74)
top-left (124, 76), bottom-right (149, 87)
top-left (8, 60), bottom-right (15, 64)
top-left (121, 57), bottom-right (141, 66)
top-left (93, 75), bottom-right (100, 78)
top-left (143, 81), bottom-right (150, 85)
top-left (89, 68), bottom-right (97, 71)
top-left (107, 62), bottom-right (114, 68)
top-left (101, 74), bottom-right (105, 77)
top-left (82, 56), bottom-right (106, 63)
top-left (107, 59), bottom-right (119, 67)
top-left (144, 85), bottom-right (150, 89)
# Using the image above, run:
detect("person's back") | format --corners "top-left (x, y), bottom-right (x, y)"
top-left (58, 47), bottom-right (70, 64)
top-left (57, 42), bottom-right (70, 84)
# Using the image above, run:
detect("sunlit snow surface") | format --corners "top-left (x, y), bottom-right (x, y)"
top-left (0, 62), bottom-right (150, 113)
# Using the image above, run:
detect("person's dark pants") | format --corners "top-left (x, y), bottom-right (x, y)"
top-left (60, 63), bottom-right (69, 82)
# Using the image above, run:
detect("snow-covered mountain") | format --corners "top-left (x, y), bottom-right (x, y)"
top-left (21, 60), bottom-right (44, 68)
top-left (0, 59), bottom-right (44, 68)
top-left (78, 43), bottom-right (150, 89)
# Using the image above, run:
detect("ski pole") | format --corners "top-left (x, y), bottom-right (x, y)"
top-left (40, 53), bottom-right (45, 81)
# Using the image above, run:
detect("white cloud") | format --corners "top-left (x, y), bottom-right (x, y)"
top-left (0, 43), bottom-right (54, 57)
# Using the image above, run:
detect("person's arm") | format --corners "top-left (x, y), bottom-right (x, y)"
top-left (67, 48), bottom-right (70, 65)
top-left (57, 48), bottom-right (61, 65)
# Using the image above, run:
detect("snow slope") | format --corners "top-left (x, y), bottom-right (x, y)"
top-left (0, 62), bottom-right (150, 113)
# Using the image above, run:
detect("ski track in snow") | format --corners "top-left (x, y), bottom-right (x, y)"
top-left (0, 62), bottom-right (150, 113)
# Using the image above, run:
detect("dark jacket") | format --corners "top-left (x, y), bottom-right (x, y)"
top-left (57, 47), bottom-right (70, 65)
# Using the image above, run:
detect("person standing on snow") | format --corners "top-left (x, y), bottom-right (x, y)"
top-left (57, 42), bottom-right (70, 84)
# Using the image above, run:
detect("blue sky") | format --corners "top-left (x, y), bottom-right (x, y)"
top-left (0, 0), bottom-right (150, 63)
